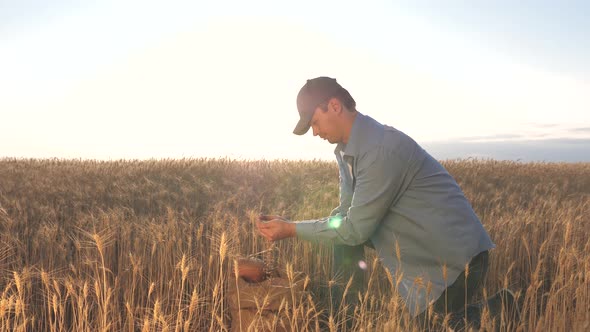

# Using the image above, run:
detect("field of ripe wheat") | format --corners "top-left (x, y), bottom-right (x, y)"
top-left (0, 158), bottom-right (588, 331)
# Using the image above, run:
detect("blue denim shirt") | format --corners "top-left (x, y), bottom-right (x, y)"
top-left (295, 113), bottom-right (495, 316)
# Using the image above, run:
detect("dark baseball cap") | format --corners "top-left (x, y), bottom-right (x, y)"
top-left (293, 77), bottom-right (343, 135)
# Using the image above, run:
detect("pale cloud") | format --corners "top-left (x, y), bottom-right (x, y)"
top-left (571, 127), bottom-right (590, 133)
top-left (423, 138), bottom-right (590, 162)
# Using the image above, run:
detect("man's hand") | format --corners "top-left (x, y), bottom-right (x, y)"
top-left (256, 215), bottom-right (296, 242)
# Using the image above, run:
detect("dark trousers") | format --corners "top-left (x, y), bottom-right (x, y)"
top-left (333, 245), bottom-right (489, 329)
top-left (332, 243), bottom-right (371, 308)
top-left (415, 250), bottom-right (489, 330)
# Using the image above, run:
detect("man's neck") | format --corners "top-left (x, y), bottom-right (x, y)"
top-left (342, 112), bottom-right (358, 144)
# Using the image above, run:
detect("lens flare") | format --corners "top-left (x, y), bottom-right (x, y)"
top-left (358, 260), bottom-right (367, 270)
top-left (328, 215), bottom-right (342, 229)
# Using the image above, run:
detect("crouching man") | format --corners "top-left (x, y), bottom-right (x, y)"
top-left (256, 77), bottom-right (518, 330)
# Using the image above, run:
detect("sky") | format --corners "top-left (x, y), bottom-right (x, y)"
top-left (1, 0), bottom-right (589, 162)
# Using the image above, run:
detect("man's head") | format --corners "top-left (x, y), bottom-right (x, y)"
top-left (293, 77), bottom-right (357, 143)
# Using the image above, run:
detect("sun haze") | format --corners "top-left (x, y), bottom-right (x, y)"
top-left (1, 1), bottom-right (588, 161)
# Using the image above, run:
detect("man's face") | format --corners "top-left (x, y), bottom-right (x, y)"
top-left (310, 101), bottom-right (342, 144)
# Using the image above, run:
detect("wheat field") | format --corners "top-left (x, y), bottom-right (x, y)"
top-left (0, 158), bottom-right (588, 331)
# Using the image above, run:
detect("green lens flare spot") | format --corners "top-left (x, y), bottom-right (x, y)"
top-left (328, 215), bottom-right (342, 229)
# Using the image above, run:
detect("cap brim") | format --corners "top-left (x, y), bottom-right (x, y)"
top-left (292, 112), bottom-right (313, 135)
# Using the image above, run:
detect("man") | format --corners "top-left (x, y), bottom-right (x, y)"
top-left (256, 77), bottom-right (518, 329)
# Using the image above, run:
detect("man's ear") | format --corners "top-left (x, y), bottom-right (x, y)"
top-left (328, 97), bottom-right (342, 114)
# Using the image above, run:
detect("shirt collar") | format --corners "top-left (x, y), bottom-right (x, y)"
top-left (333, 112), bottom-right (383, 159)
top-left (342, 112), bottom-right (365, 158)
